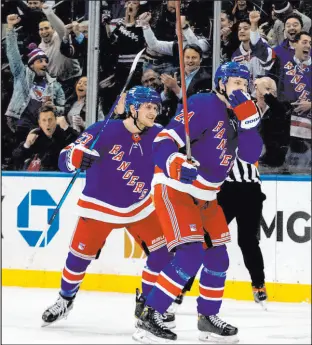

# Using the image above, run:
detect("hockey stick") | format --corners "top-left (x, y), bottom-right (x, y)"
top-left (175, 1), bottom-right (192, 161)
top-left (47, 47), bottom-right (146, 226)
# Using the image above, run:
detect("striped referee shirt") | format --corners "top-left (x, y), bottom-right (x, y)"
top-left (226, 157), bottom-right (261, 184)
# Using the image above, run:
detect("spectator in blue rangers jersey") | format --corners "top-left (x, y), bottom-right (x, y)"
top-left (274, 14), bottom-right (304, 62)
top-left (133, 62), bottom-right (262, 343)
top-left (41, 86), bottom-right (177, 329)
top-left (284, 32), bottom-right (312, 172)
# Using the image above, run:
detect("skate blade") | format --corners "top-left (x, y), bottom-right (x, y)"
top-left (132, 329), bottom-right (175, 344)
top-left (163, 321), bottom-right (176, 330)
top-left (259, 300), bottom-right (268, 311)
top-left (199, 331), bottom-right (239, 344)
top-left (135, 318), bottom-right (176, 330)
top-left (41, 312), bottom-right (70, 327)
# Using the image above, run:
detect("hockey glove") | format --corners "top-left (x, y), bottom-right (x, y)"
top-left (228, 90), bottom-right (260, 130)
top-left (69, 144), bottom-right (100, 171)
top-left (166, 153), bottom-right (200, 184)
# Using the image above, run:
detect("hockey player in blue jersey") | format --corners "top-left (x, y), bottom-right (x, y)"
top-left (133, 62), bottom-right (263, 343)
top-left (41, 86), bottom-right (176, 327)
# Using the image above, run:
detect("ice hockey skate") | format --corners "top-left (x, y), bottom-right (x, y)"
top-left (133, 306), bottom-right (177, 343)
top-left (41, 294), bottom-right (74, 327)
top-left (252, 284), bottom-right (268, 311)
top-left (198, 314), bottom-right (239, 343)
top-left (135, 288), bottom-right (176, 329)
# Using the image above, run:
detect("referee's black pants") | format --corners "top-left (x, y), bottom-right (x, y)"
top-left (217, 181), bottom-right (266, 287)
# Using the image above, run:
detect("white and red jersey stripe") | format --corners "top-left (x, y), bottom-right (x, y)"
top-left (152, 166), bottom-right (223, 202)
top-left (76, 193), bottom-right (155, 224)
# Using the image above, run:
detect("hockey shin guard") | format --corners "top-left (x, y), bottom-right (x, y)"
top-left (146, 242), bottom-right (204, 314)
top-left (197, 245), bottom-right (229, 316)
top-left (61, 252), bottom-right (91, 299)
top-left (142, 246), bottom-right (173, 297)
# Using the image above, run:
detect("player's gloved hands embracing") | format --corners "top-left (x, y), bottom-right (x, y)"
top-left (166, 153), bottom-right (200, 184)
top-left (228, 90), bottom-right (260, 130)
top-left (69, 144), bottom-right (100, 171)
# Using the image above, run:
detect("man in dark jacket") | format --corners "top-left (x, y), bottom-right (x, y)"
top-left (12, 104), bottom-right (78, 171)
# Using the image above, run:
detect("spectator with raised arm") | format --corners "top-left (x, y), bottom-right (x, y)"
top-left (232, 11), bottom-right (274, 89)
top-left (139, 11), bottom-right (210, 72)
top-left (60, 20), bottom-right (88, 75)
top-left (39, 3), bottom-right (82, 95)
top-left (5, 14), bottom-right (65, 146)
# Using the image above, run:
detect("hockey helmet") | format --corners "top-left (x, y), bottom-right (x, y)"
top-left (214, 62), bottom-right (250, 88)
top-left (125, 86), bottom-right (162, 113)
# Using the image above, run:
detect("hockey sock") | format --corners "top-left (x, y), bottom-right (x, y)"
top-left (146, 242), bottom-right (204, 314)
top-left (142, 246), bottom-right (173, 297)
top-left (60, 252), bottom-right (91, 299)
top-left (197, 245), bottom-right (229, 316)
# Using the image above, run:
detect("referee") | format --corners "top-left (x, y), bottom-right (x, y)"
top-left (217, 157), bottom-right (267, 304)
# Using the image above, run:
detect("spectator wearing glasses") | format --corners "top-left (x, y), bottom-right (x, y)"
top-left (272, 1), bottom-right (311, 46)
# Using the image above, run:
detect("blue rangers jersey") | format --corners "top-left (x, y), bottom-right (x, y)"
top-left (152, 92), bottom-right (263, 201)
top-left (59, 120), bottom-right (163, 224)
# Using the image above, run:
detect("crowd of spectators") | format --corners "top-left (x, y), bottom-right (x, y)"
top-left (1, 0), bottom-right (311, 174)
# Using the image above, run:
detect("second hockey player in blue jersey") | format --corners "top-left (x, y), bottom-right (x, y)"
top-left (133, 62), bottom-right (263, 343)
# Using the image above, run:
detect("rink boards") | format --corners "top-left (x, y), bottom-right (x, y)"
top-left (1, 172), bottom-right (311, 303)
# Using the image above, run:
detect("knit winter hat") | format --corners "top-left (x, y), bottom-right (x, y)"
top-left (27, 43), bottom-right (49, 66)
top-left (274, 1), bottom-right (291, 14)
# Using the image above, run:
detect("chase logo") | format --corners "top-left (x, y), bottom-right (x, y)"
top-left (17, 190), bottom-right (59, 247)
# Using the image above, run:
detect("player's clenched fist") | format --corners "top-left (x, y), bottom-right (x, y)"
top-left (68, 144), bottom-right (100, 171)
top-left (228, 90), bottom-right (260, 130)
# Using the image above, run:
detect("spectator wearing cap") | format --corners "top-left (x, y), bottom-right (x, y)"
top-left (272, 1), bottom-right (311, 46)
top-left (5, 14), bottom-right (65, 146)
top-left (39, 3), bottom-right (82, 96)
top-left (11, 104), bottom-right (79, 171)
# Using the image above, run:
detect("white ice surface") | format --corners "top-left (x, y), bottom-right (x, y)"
top-left (2, 287), bottom-right (311, 344)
